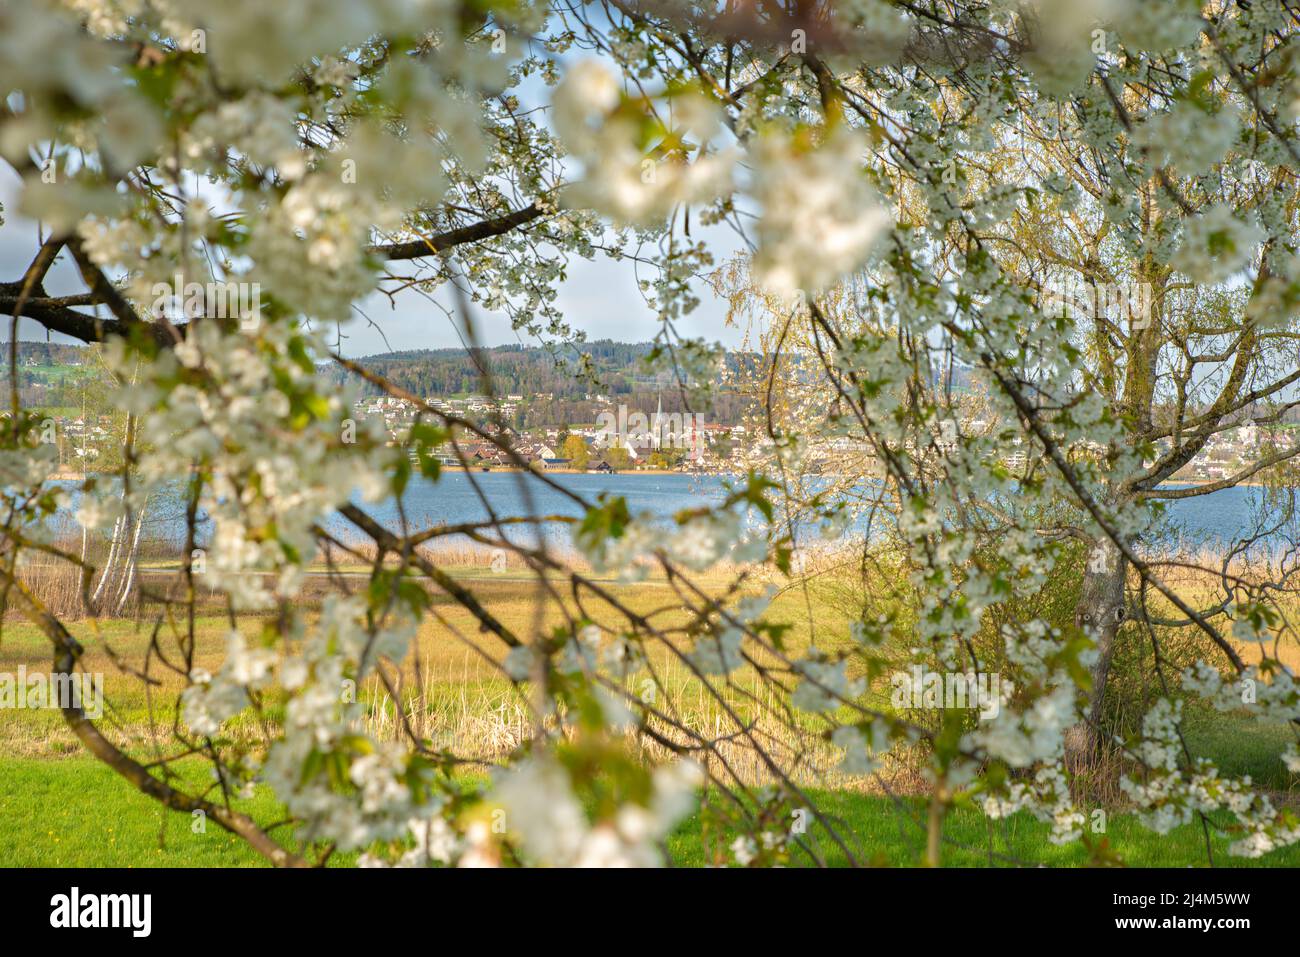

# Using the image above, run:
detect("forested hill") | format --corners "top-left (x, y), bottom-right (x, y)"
top-left (321, 340), bottom-right (748, 400)
top-left (2, 342), bottom-right (90, 367)
top-left (5, 338), bottom-right (976, 406)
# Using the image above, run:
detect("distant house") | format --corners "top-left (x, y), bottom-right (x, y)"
top-left (590, 460), bottom-right (615, 474)
top-left (536, 457), bottom-right (571, 470)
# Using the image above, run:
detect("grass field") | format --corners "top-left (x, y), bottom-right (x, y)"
top-left (3, 754), bottom-right (1297, 867)
top-left (2, 559), bottom-right (1298, 867)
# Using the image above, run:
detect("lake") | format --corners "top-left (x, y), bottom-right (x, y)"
top-left (323, 473), bottom-right (1300, 557)
top-left (47, 472), bottom-right (1300, 557)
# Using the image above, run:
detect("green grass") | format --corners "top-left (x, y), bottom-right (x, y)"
top-left (669, 790), bottom-right (1300, 867)
top-left (3, 755), bottom-right (1297, 867)
top-left (3, 568), bottom-right (1297, 868)
top-left (1182, 709), bottom-right (1298, 791)
top-left (0, 757), bottom-right (287, 867)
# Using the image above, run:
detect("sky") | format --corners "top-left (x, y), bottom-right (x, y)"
top-left (0, 22), bottom-right (760, 358)
top-left (0, 149), bottom-right (749, 359)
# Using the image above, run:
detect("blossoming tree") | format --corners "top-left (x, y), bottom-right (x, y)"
top-left (3, 0), bottom-right (1300, 866)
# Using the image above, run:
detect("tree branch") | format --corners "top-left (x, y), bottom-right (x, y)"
top-left (368, 203), bottom-right (546, 262)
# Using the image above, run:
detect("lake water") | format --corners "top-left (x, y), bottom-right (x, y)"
top-left (48, 472), bottom-right (1299, 556)
top-left (338, 473), bottom-right (1300, 556)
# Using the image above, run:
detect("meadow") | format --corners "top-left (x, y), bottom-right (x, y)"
top-left (2, 547), bottom-right (1298, 868)
top-left (6, 753), bottom-right (1298, 867)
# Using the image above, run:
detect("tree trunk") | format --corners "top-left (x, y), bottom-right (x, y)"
top-left (90, 513), bottom-right (126, 611)
top-left (114, 493), bottom-right (149, 614)
top-left (1064, 537), bottom-right (1128, 768)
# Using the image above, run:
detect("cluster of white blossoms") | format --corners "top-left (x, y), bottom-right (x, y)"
top-left (553, 60), bottom-right (737, 227)
top-left (832, 720), bottom-right (895, 776)
top-left (551, 61), bottom-right (896, 298)
top-left (574, 501), bottom-right (767, 579)
top-left (158, 0), bottom-right (452, 86)
top-left (688, 627), bottom-right (746, 676)
top-left (49, 0), bottom-right (496, 324)
top-left (1170, 203), bottom-right (1265, 284)
top-left (181, 630), bottom-right (275, 736)
top-left (174, 590), bottom-right (453, 855)
top-left (749, 128), bottom-right (892, 297)
top-left (838, 0), bottom-right (912, 63)
top-left (104, 322), bottom-right (392, 610)
top-left (1284, 743), bottom-right (1300, 775)
top-left (1017, 0), bottom-right (1114, 96)
top-left (0, 3), bottom-right (130, 162)
top-left (1002, 621), bottom-right (1094, 684)
top-left (251, 122), bottom-right (456, 323)
top-left (185, 92), bottom-right (307, 180)
top-left (1113, 0), bottom-right (1203, 53)
top-left (255, 596), bottom-right (435, 851)
top-left (667, 508), bottom-right (768, 571)
top-left (684, 587), bottom-right (777, 676)
top-left (0, 442), bottom-right (59, 496)
top-left (493, 754), bottom-right (703, 867)
top-left (791, 656), bottom-right (867, 714)
top-left (730, 827), bottom-right (793, 867)
top-left (978, 766), bottom-right (1085, 845)
top-left (502, 624), bottom-right (638, 729)
top-left (1181, 661), bottom-right (1300, 723)
top-left (1012, 0), bottom-right (1205, 95)
top-left (1119, 699), bottom-right (1300, 857)
top-left (962, 684), bottom-right (1077, 768)
top-left (1137, 101), bottom-right (1240, 178)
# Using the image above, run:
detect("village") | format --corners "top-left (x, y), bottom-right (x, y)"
top-left (30, 385), bottom-right (1300, 484)
top-left (357, 393), bottom-right (747, 472)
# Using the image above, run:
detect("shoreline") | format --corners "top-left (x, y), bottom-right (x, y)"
top-left (48, 466), bottom-right (1282, 487)
top-left (51, 465), bottom-right (729, 480)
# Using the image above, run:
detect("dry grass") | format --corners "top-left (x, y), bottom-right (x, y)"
top-left (4, 537), bottom-right (1297, 803)
top-left (0, 559), bottom-right (926, 794)
top-left (9, 535), bottom-right (571, 621)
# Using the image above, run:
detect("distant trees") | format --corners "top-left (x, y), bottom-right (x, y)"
top-left (319, 341), bottom-right (756, 426)
top-left (648, 449), bottom-right (685, 470)
top-left (561, 434), bottom-right (590, 470)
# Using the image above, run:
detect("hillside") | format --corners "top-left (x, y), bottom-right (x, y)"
top-left (322, 340), bottom-right (664, 399)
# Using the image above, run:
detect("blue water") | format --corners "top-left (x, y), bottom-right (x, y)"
top-left (337, 474), bottom-right (1298, 555)
top-left (46, 473), bottom-right (1299, 555)
top-left (1155, 483), bottom-right (1299, 555)
top-left (328, 471), bottom-right (734, 547)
